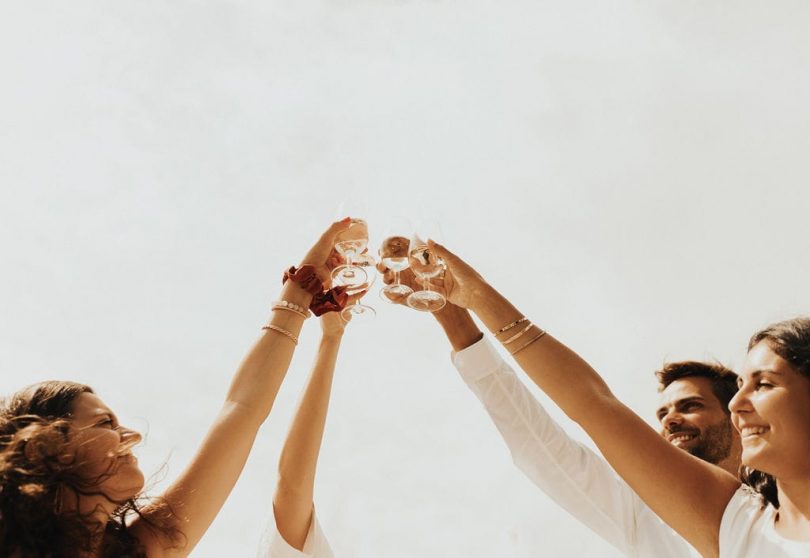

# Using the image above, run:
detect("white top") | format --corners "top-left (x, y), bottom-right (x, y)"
top-left (720, 486), bottom-right (810, 558)
top-left (258, 509), bottom-right (335, 558)
top-left (452, 338), bottom-right (698, 558)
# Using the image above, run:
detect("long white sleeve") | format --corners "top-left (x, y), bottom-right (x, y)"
top-left (452, 338), bottom-right (696, 558)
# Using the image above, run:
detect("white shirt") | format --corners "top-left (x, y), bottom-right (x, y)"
top-left (452, 338), bottom-right (698, 558)
top-left (720, 486), bottom-right (810, 558)
top-left (258, 509), bottom-right (335, 558)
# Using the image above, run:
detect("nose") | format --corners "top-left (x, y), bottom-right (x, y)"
top-left (118, 426), bottom-right (143, 451)
top-left (662, 410), bottom-right (684, 432)
top-left (728, 386), bottom-right (751, 415)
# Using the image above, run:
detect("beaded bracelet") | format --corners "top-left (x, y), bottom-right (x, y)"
top-left (493, 317), bottom-right (528, 336)
top-left (272, 300), bottom-right (311, 319)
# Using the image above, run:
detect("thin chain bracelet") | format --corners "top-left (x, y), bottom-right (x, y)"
top-left (511, 328), bottom-right (547, 355)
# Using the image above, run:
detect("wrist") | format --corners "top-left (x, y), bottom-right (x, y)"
top-left (279, 282), bottom-right (315, 309)
top-left (434, 306), bottom-right (483, 352)
top-left (321, 330), bottom-right (344, 341)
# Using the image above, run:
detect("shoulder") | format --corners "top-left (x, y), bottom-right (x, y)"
top-left (719, 486), bottom-right (770, 547)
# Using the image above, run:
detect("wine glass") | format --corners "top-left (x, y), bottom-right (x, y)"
top-left (378, 218), bottom-right (414, 304)
top-left (331, 218), bottom-right (370, 288)
top-left (406, 220), bottom-right (446, 312)
top-left (340, 262), bottom-right (377, 322)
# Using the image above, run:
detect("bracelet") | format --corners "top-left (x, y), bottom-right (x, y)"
top-left (510, 328), bottom-right (547, 355)
top-left (261, 324), bottom-right (299, 345)
top-left (272, 300), bottom-right (311, 318)
top-left (502, 322), bottom-right (533, 345)
top-left (493, 317), bottom-right (527, 335)
top-left (282, 265), bottom-right (324, 296)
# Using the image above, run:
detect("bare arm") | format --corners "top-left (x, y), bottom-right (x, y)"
top-left (428, 240), bottom-right (740, 558)
top-left (273, 313), bottom-right (345, 549)
top-left (131, 220), bottom-right (351, 556)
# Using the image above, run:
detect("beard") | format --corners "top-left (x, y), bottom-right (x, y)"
top-left (687, 420), bottom-right (733, 464)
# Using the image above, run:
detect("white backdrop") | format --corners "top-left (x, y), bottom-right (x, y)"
top-left (2, 1), bottom-right (809, 556)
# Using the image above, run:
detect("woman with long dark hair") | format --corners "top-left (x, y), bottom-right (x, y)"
top-left (424, 239), bottom-right (810, 558)
top-left (0, 219), bottom-right (352, 557)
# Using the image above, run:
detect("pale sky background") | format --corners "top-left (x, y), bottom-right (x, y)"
top-left (1, 1), bottom-right (809, 556)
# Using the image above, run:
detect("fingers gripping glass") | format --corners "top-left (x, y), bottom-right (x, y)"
top-left (405, 221), bottom-right (446, 312)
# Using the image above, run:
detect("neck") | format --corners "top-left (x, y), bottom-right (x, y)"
top-left (774, 476), bottom-right (810, 541)
top-left (715, 435), bottom-right (743, 476)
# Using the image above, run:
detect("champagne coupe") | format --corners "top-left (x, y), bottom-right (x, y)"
top-left (340, 261), bottom-right (377, 322)
top-left (379, 218), bottom-right (414, 304)
top-left (406, 221), bottom-right (446, 312)
top-left (331, 218), bottom-right (370, 288)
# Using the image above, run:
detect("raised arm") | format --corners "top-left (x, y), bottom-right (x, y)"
top-left (427, 240), bottom-right (740, 558)
top-left (272, 311), bottom-right (346, 550)
top-left (131, 219), bottom-right (351, 556)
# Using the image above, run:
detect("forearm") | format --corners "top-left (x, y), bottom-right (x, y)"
top-left (471, 284), bottom-right (614, 425)
top-left (225, 282), bottom-right (314, 423)
top-left (456, 345), bottom-right (640, 555)
top-left (274, 333), bottom-right (341, 549)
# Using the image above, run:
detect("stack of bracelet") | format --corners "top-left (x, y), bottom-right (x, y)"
top-left (493, 316), bottom-right (547, 355)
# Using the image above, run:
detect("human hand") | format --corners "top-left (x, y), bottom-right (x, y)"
top-left (300, 218), bottom-right (354, 286)
top-left (423, 240), bottom-right (489, 310)
top-left (319, 287), bottom-right (370, 335)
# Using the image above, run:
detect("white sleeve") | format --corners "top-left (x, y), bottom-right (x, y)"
top-left (257, 507), bottom-right (335, 558)
top-left (452, 338), bottom-right (645, 556)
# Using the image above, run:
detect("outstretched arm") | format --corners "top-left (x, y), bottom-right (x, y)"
top-left (272, 312), bottom-right (346, 549)
top-left (131, 220), bottom-right (351, 556)
top-left (427, 240), bottom-right (740, 558)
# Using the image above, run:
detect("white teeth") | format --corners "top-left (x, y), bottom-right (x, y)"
top-left (741, 426), bottom-right (769, 437)
top-left (670, 434), bottom-right (695, 443)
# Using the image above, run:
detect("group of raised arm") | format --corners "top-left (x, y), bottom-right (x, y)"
top-left (2, 220), bottom-right (809, 557)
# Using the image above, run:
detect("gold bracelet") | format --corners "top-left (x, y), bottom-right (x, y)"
top-left (272, 305), bottom-right (309, 319)
top-left (493, 317), bottom-right (527, 335)
top-left (510, 328), bottom-right (547, 355)
top-left (261, 324), bottom-right (299, 345)
top-left (502, 322), bottom-right (533, 345)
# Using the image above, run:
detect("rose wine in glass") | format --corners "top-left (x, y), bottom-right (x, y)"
top-left (406, 226), bottom-right (446, 312)
top-left (379, 234), bottom-right (413, 303)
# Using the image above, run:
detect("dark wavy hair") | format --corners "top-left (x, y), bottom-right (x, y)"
top-left (655, 360), bottom-right (739, 411)
top-left (739, 317), bottom-right (810, 509)
top-left (0, 381), bottom-right (182, 557)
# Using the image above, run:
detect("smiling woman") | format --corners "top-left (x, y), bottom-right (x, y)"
top-left (0, 220), bottom-right (354, 558)
top-left (0, 381), bottom-right (180, 557)
top-left (733, 318), bottom-right (810, 510)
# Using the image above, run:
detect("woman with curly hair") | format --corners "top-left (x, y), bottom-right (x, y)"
top-left (0, 219), bottom-right (353, 557)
